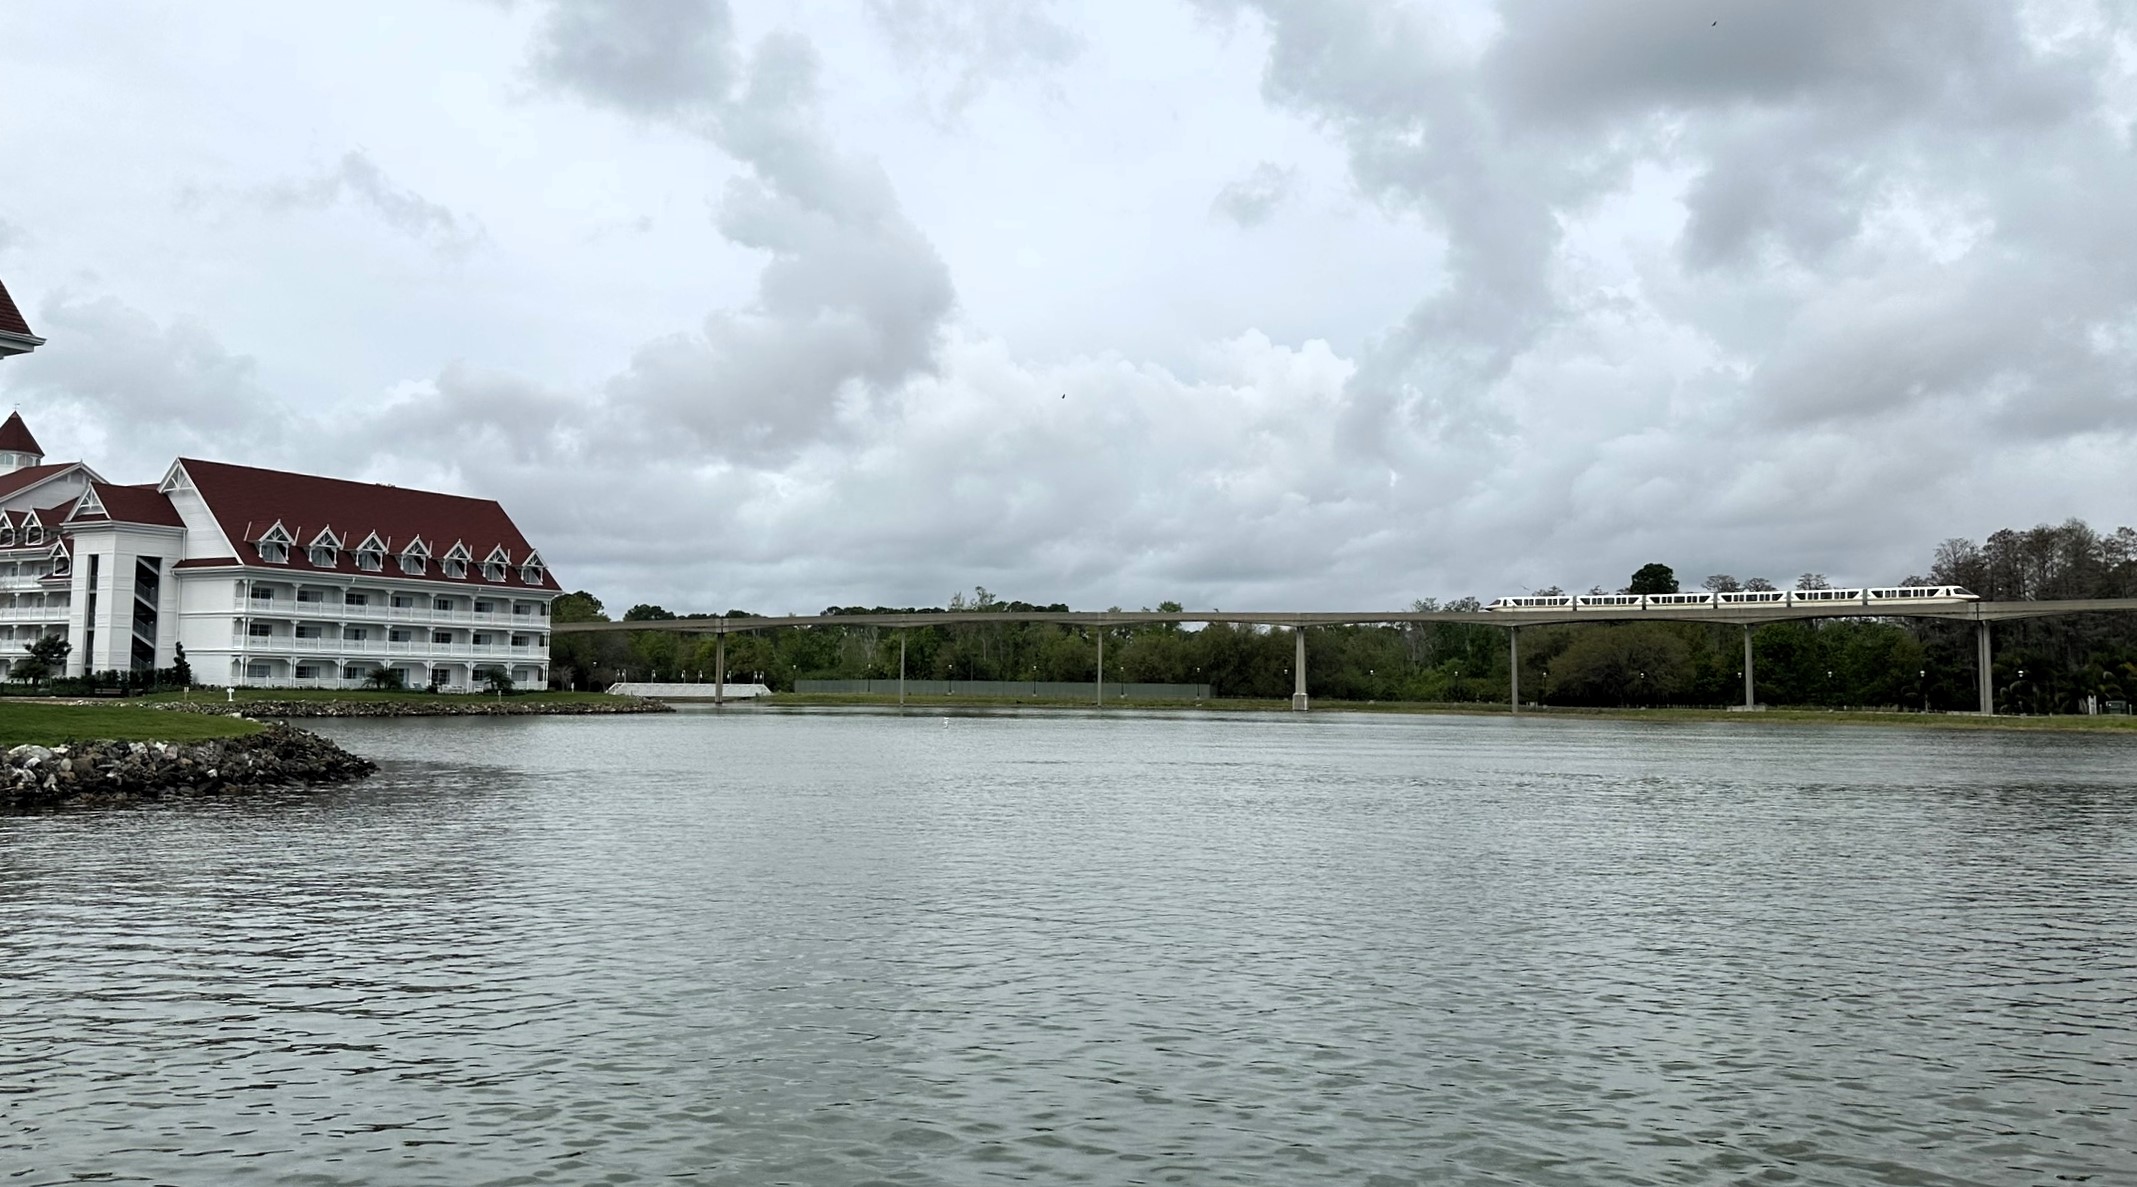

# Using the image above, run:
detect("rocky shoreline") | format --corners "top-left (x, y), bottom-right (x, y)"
top-left (150, 696), bottom-right (674, 719)
top-left (2, 724), bottom-right (378, 812)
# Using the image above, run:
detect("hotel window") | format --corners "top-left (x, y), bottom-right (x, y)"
top-left (310, 546), bottom-right (337, 567)
top-left (392, 594), bottom-right (417, 609)
top-left (474, 600), bottom-right (495, 614)
top-left (345, 627), bottom-right (368, 641)
top-left (473, 633), bottom-right (491, 645)
top-left (258, 541), bottom-right (288, 563)
top-left (513, 604), bottom-right (534, 616)
top-left (400, 553), bottom-right (425, 575)
top-left (0, 529), bottom-right (13, 546)
top-left (432, 630), bottom-right (452, 645)
top-left (443, 558), bottom-right (467, 578)
top-left (296, 588), bottom-right (325, 603)
top-left (295, 625), bottom-right (324, 639)
top-left (344, 664), bottom-right (367, 680)
top-left (521, 564), bottom-right (543, 585)
top-left (484, 561), bottom-right (506, 582)
top-left (248, 622), bottom-right (272, 637)
top-left (250, 586), bottom-right (274, 602)
top-left (357, 549), bottom-right (382, 572)
top-left (247, 662), bottom-right (272, 680)
top-left (24, 528), bottom-right (41, 545)
top-left (345, 591), bottom-right (369, 606)
top-left (295, 663), bottom-right (321, 679)
top-left (389, 628), bottom-right (412, 643)
top-left (433, 597), bottom-right (453, 611)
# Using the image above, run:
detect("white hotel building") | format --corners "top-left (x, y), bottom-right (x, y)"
top-left (0, 275), bottom-right (557, 689)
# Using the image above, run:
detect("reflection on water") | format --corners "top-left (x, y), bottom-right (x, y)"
top-left (3, 709), bottom-right (2134, 1184)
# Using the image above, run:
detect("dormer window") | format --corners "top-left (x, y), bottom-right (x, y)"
top-left (355, 532), bottom-right (386, 573)
top-left (0, 527), bottom-right (13, 547)
top-left (307, 528), bottom-right (342, 569)
top-left (443, 558), bottom-right (467, 578)
top-left (23, 527), bottom-right (41, 546)
top-left (521, 563), bottom-right (543, 585)
top-left (255, 522), bottom-right (293, 564)
top-left (484, 561), bottom-right (506, 582)
top-left (401, 552), bottom-right (426, 575)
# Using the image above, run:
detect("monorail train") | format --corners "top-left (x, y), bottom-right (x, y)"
top-left (1486, 586), bottom-right (1978, 612)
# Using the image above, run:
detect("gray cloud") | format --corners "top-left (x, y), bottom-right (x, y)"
top-left (520, 2), bottom-right (953, 463)
top-left (0, 294), bottom-right (293, 478)
top-left (866, 0), bottom-right (1081, 119)
top-left (256, 151), bottom-right (481, 253)
top-left (528, 0), bottom-right (735, 121)
top-left (1211, 161), bottom-right (1298, 227)
top-left (11, 1), bottom-right (2137, 614)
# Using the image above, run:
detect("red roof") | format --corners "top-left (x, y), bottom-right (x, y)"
top-left (0, 277), bottom-right (32, 338)
top-left (177, 458), bottom-right (560, 591)
top-left (0, 461), bottom-right (82, 503)
top-left (67, 481), bottom-right (184, 528)
top-left (0, 412), bottom-right (45, 456)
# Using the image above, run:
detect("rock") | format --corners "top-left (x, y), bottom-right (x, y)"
top-left (0, 725), bottom-right (378, 812)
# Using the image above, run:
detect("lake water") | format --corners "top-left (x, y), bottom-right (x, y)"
top-left (3, 708), bottom-right (2135, 1185)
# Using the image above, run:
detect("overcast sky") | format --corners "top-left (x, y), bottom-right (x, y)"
top-left (3, 1), bottom-right (2134, 612)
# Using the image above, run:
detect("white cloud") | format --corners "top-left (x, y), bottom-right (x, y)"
top-left (4, 0), bottom-right (2137, 613)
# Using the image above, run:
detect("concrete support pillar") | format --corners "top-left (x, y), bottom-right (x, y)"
top-left (1743, 625), bottom-right (1755, 709)
top-left (714, 630), bottom-right (726, 706)
top-left (1095, 625), bottom-right (1105, 707)
top-left (1292, 625), bottom-right (1309, 711)
top-left (1977, 620), bottom-right (1993, 715)
top-left (899, 631), bottom-right (907, 706)
top-left (1508, 626), bottom-right (1520, 714)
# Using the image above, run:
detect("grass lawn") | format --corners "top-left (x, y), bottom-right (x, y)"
top-left (0, 702), bottom-right (262, 747)
top-left (136, 689), bottom-right (635, 706)
top-left (768, 692), bottom-right (2137, 732)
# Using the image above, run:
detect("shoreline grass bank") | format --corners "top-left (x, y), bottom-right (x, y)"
top-left (143, 689), bottom-right (673, 719)
top-left (763, 692), bottom-right (2137, 733)
top-left (0, 702), bottom-right (263, 747)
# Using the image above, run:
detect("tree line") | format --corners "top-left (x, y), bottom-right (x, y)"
top-left (551, 518), bottom-right (2137, 712)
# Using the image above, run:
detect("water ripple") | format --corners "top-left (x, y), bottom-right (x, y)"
top-left (2, 710), bottom-right (2134, 1184)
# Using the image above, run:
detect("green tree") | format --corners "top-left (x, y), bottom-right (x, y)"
top-left (362, 666), bottom-right (406, 690)
top-left (171, 642), bottom-right (192, 687)
top-left (1545, 623), bottom-right (1692, 706)
top-left (1627, 563), bottom-right (1679, 595)
top-left (549, 590), bottom-right (613, 689)
top-left (15, 634), bottom-right (71, 683)
top-left (553, 590), bottom-right (607, 623)
top-left (479, 666), bottom-right (516, 694)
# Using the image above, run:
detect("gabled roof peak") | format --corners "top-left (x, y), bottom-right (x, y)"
top-left (0, 276), bottom-right (42, 354)
top-left (0, 411), bottom-right (44, 457)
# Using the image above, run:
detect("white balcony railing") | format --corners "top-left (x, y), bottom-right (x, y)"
top-left (237, 597), bottom-right (544, 626)
top-left (0, 605), bottom-right (68, 623)
top-left (230, 634), bottom-right (546, 660)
